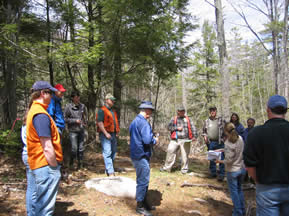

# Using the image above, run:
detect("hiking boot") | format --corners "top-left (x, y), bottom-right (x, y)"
top-left (217, 176), bottom-right (224, 182)
top-left (136, 202), bottom-right (153, 216)
top-left (69, 157), bottom-right (74, 169)
top-left (181, 170), bottom-right (188, 175)
top-left (77, 160), bottom-right (83, 169)
top-left (208, 174), bottom-right (217, 179)
top-left (144, 195), bottom-right (156, 211)
top-left (107, 173), bottom-right (115, 177)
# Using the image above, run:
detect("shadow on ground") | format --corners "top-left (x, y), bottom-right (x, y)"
top-left (55, 201), bottom-right (88, 216)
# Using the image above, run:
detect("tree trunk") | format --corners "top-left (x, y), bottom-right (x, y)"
top-left (95, 4), bottom-right (103, 104)
top-left (214, 0), bottom-right (229, 120)
top-left (87, 0), bottom-right (97, 115)
top-left (181, 70), bottom-right (187, 110)
top-left (270, 0), bottom-right (280, 94)
top-left (281, 0), bottom-right (289, 97)
top-left (112, 19), bottom-right (122, 120)
top-left (46, 0), bottom-right (54, 86)
top-left (1, 1), bottom-right (19, 129)
top-left (152, 77), bottom-right (161, 131)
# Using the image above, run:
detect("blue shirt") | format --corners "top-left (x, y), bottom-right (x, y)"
top-left (47, 94), bottom-right (65, 130)
top-left (129, 114), bottom-right (156, 160)
top-left (235, 123), bottom-right (245, 141)
top-left (33, 114), bottom-right (51, 137)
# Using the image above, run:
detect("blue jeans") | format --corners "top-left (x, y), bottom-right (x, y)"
top-left (209, 141), bottom-right (225, 177)
top-left (100, 132), bottom-right (117, 174)
top-left (32, 165), bottom-right (61, 216)
top-left (69, 131), bottom-right (85, 158)
top-left (22, 154), bottom-right (36, 216)
top-left (132, 157), bottom-right (150, 202)
top-left (227, 169), bottom-right (246, 216)
top-left (256, 184), bottom-right (289, 216)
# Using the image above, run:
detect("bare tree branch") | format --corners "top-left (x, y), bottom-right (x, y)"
top-left (3, 35), bottom-right (42, 58)
top-left (229, 3), bottom-right (271, 55)
top-left (204, 0), bottom-right (216, 8)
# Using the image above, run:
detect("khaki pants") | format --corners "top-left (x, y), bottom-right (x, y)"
top-left (162, 139), bottom-right (191, 173)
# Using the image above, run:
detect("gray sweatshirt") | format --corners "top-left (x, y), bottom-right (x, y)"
top-left (224, 136), bottom-right (245, 172)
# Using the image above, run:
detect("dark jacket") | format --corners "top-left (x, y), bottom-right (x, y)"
top-left (243, 118), bottom-right (289, 184)
top-left (64, 102), bottom-right (88, 132)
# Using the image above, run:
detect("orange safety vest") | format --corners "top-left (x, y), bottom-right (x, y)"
top-left (170, 116), bottom-right (193, 140)
top-left (96, 106), bottom-right (120, 133)
top-left (26, 101), bottom-right (63, 170)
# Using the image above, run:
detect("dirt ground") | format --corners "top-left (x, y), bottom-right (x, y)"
top-left (0, 141), bottom-right (256, 216)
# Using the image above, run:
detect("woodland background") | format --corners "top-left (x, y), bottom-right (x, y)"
top-left (1, 0), bottom-right (289, 147)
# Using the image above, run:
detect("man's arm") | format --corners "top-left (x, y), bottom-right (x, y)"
top-left (97, 121), bottom-right (111, 139)
top-left (40, 137), bottom-right (58, 167)
top-left (246, 167), bottom-right (257, 183)
top-left (141, 123), bottom-right (156, 145)
top-left (96, 108), bottom-right (111, 139)
top-left (167, 117), bottom-right (177, 132)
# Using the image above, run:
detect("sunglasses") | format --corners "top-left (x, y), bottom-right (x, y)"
top-left (43, 90), bottom-right (53, 95)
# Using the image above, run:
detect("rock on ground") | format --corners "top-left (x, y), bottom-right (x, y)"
top-left (85, 176), bottom-right (136, 198)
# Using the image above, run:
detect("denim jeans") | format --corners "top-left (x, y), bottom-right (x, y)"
top-left (69, 130), bottom-right (85, 159)
top-left (209, 141), bottom-right (225, 177)
top-left (227, 169), bottom-right (246, 216)
top-left (256, 184), bottom-right (289, 216)
top-left (132, 157), bottom-right (150, 202)
top-left (32, 165), bottom-right (61, 216)
top-left (100, 132), bottom-right (117, 174)
top-left (22, 154), bottom-right (36, 216)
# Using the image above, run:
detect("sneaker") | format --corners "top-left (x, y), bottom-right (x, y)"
top-left (136, 202), bottom-right (153, 216)
top-left (160, 167), bottom-right (169, 172)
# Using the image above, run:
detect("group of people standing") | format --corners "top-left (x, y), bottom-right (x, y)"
top-left (20, 80), bottom-right (289, 216)
top-left (20, 81), bottom-right (121, 215)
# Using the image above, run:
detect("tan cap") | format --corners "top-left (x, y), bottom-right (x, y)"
top-left (105, 93), bottom-right (116, 101)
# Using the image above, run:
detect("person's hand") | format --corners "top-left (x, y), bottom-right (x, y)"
top-left (76, 119), bottom-right (81, 124)
top-left (204, 136), bottom-right (209, 144)
top-left (215, 160), bottom-right (223, 164)
top-left (154, 137), bottom-right (159, 144)
top-left (177, 126), bottom-right (183, 131)
top-left (105, 133), bottom-right (112, 139)
top-left (214, 149), bottom-right (224, 152)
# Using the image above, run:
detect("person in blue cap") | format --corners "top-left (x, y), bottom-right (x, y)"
top-left (129, 101), bottom-right (159, 216)
top-left (244, 94), bottom-right (289, 216)
top-left (26, 81), bottom-right (63, 216)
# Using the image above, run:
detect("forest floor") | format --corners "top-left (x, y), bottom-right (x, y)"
top-left (0, 137), bottom-right (256, 216)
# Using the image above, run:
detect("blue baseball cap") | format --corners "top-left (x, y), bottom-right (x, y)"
top-left (138, 101), bottom-right (155, 110)
top-left (267, 94), bottom-right (288, 109)
top-left (32, 81), bottom-right (58, 92)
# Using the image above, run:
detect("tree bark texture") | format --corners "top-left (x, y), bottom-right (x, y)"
top-left (214, 0), bottom-right (230, 120)
top-left (46, 0), bottom-right (54, 86)
top-left (280, 0), bottom-right (289, 97)
top-left (87, 0), bottom-right (97, 114)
